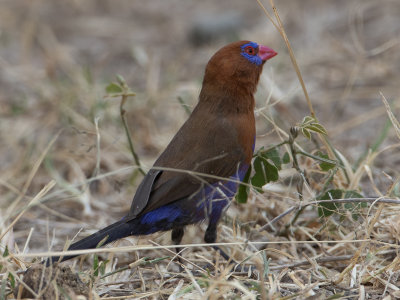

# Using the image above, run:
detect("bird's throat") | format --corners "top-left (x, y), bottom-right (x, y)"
top-left (198, 83), bottom-right (255, 114)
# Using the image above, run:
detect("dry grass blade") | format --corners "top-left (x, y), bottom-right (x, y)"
top-left (0, 180), bottom-right (56, 242)
top-left (257, 0), bottom-right (315, 117)
top-left (380, 91), bottom-right (400, 140)
top-left (3, 131), bottom-right (61, 223)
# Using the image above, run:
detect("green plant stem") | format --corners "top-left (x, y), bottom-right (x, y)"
top-left (257, 140), bottom-right (289, 157)
top-left (323, 136), bottom-right (350, 183)
top-left (120, 93), bottom-right (146, 176)
top-left (289, 131), bottom-right (301, 175)
top-left (295, 150), bottom-right (343, 167)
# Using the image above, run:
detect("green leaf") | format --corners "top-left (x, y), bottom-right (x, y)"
top-left (8, 272), bottom-right (15, 289)
top-left (298, 115), bottom-right (328, 138)
top-left (2, 246), bottom-right (8, 258)
top-left (147, 256), bottom-right (171, 264)
top-left (343, 190), bottom-right (365, 209)
top-left (282, 152), bottom-right (290, 164)
top-left (261, 250), bottom-right (270, 278)
top-left (264, 148), bottom-right (281, 170)
top-left (301, 128), bottom-right (311, 139)
top-left (302, 116), bottom-right (315, 125)
top-left (251, 156), bottom-right (266, 192)
top-left (308, 124), bottom-right (328, 135)
top-left (318, 202), bottom-right (338, 217)
top-left (317, 152), bottom-right (336, 171)
top-left (264, 160), bottom-right (279, 182)
top-left (250, 155), bottom-right (279, 193)
top-left (317, 189), bottom-right (342, 217)
top-left (344, 190), bottom-right (364, 199)
top-left (116, 74), bottom-right (126, 85)
top-left (99, 260), bottom-right (108, 276)
top-left (236, 166), bottom-right (251, 203)
top-left (93, 254), bottom-right (99, 277)
top-left (105, 82), bottom-right (123, 94)
top-left (0, 246), bottom-right (9, 272)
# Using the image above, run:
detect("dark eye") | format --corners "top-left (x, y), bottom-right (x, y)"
top-left (244, 46), bottom-right (255, 55)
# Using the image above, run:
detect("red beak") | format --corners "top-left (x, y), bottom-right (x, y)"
top-left (258, 45), bottom-right (278, 61)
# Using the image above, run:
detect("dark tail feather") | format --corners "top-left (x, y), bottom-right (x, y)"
top-left (45, 219), bottom-right (135, 266)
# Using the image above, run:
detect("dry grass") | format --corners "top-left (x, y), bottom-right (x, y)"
top-left (1, 0), bottom-right (400, 299)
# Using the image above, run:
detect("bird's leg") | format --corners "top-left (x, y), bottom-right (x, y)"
top-left (204, 222), bottom-right (232, 262)
top-left (171, 227), bottom-right (184, 264)
top-left (204, 199), bottom-right (237, 265)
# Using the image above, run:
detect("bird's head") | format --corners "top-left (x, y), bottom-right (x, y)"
top-left (201, 40), bottom-right (277, 102)
top-left (238, 41), bottom-right (277, 66)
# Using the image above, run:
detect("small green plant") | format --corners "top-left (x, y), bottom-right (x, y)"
top-left (237, 115), bottom-right (370, 225)
top-left (237, 115), bottom-right (329, 204)
top-left (105, 75), bottom-right (146, 176)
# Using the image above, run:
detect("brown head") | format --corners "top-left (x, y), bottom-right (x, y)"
top-left (199, 40), bottom-right (277, 113)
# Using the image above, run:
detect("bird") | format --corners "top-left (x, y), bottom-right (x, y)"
top-left (47, 40), bottom-right (277, 265)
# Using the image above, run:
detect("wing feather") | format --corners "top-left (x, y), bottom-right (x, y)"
top-left (126, 106), bottom-right (250, 220)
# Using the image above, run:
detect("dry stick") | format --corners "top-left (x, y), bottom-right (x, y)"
top-left (256, 0), bottom-right (279, 30)
top-left (258, 0), bottom-right (315, 117)
top-left (259, 197), bottom-right (400, 232)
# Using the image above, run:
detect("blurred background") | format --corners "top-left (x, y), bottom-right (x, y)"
top-left (1, 0), bottom-right (400, 257)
